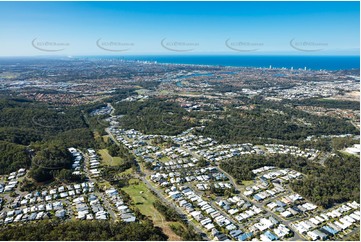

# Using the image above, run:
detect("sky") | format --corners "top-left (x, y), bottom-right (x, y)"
top-left (0, 1), bottom-right (359, 56)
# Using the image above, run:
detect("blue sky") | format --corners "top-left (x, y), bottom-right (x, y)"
top-left (0, 1), bottom-right (359, 56)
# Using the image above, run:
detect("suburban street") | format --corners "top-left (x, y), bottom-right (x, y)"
top-left (105, 125), bottom-right (209, 240)
top-left (217, 165), bottom-right (305, 241)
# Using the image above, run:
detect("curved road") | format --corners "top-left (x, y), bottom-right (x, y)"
top-left (105, 125), bottom-right (209, 240)
top-left (217, 165), bottom-right (305, 241)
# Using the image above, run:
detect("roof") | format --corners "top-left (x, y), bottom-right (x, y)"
top-left (238, 232), bottom-right (253, 241)
top-left (264, 230), bottom-right (278, 241)
top-left (313, 229), bottom-right (328, 238)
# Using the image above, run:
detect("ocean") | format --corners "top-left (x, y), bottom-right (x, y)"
top-left (116, 55), bottom-right (360, 71)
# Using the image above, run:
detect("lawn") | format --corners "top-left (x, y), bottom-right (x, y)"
top-left (102, 135), bottom-right (110, 143)
top-left (93, 131), bottom-right (101, 139)
top-left (122, 179), bottom-right (157, 210)
top-left (135, 88), bottom-right (148, 94)
top-left (159, 90), bottom-right (170, 95)
top-left (242, 180), bottom-right (254, 186)
top-left (98, 149), bottom-right (123, 166)
top-left (97, 180), bottom-right (112, 190)
top-left (122, 179), bottom-right (182, 240)
top-left (119, 167), bottom-right (133, 176)
top-left (159, 156), bottom-right (170, 162)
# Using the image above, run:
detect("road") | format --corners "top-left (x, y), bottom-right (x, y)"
top-left (136, 174), bottom-right (209, 240)
top-left (316, 152), bottom-right (332, 167)
top-left (104, 113), bottom-right (306, 240)
top-left (181, 144), bottom-right (305, 240)
top-left (105, 126), bottom-right (209, 240)
top-left (217, 165), bottom-right (305, 241)
top-left (82, 151), bottom-right (117, 220)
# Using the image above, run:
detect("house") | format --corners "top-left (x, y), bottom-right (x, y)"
top-left (123, 216), bottom-right (136, 223)
top-left (4, 217), bottom-right (14, 224)
top-left (228, 208), bottom-right (239, 215)
top-left (36, 212), bottom-right (44, 220)
top-left (46, 203), bottom-right (53, 211)
top-left (77, 210), bottom-right (88, 220)
top-left (55, 209), bottom-right (66, 219)
top-left (350, 212), bottom-right (360, 221)
top-left (280, 210), bottom-right (292, 218)
top-left (190, 211), bottom-right (202, 221)
top-left (200, 218), bottom-right (212, 226)
top-left (238, 232), bottom-right (253, 241)
top-left (213, 233), bottom-right (229, 241)
top-left (53, 201), bottom-right (63, 210)
top-left (264, 230), bottom-right (278, 241)
top-left (312, 229), bottom-right (327, 240)
top-left (307, 231), bottom-right (320, 241)
top-left (204, 223), bottom-right (215, 231)
top-left (105, 188), bottom-right (118, 197)
top-left (253, 194), bottom-right (263, 202)
top-left (20, 199), bottom-right (28, 206)
top-left (321, 226), bottom-right (338, 236)
top-left (229, 229), bottom-right (242, 238)
top-left (14, 214), bottom-right (23, 222)
top-left (21, 214), bottom-right (29, 222)
top-left (38, 204), bottom-right (45, 211)
top-left (22, 207), bottom-right (30, 214)
top-left (29, 212), bottom-right (37, 221)
top-left (327, 222), bottom-right (341, 232)
top-left (273, 224), bottom-right (290, 238)
top-left (60, 192), bottom-right (68, 198)
top-left (309, 217), bottom-right (321, 225)
top-left (95, 211), bottom-right (107, 220)
top-left (7, 210), bottom-right (15, 217)
top-left (225, 224), bottom-right (237, 231)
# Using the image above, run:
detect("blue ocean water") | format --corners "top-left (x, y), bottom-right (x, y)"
top-left (117, 55), bottom-right (360, 71)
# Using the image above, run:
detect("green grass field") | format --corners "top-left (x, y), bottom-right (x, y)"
top-left (135, 89), bottom-right (148, 94)
top-left (122, 179), bottom-right (182, 240)
top-left (159, 156), bottom-right (170, 162)
top-left (98, 149), bottom-right (123, 166)
top-left (102, 135), bottom-right (110, 143)
top-left (242, 180), bottom-right (254, 186)
top-left (119, 167), bottom-right (133, 176)
top-left (159, 90), bottom-right (170, 95)
top-left (122, 179), bottom-right (157, 210)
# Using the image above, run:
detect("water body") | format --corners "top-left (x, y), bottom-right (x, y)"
top-left (116, 55), bottom-right (360, 71)
top-left (179, 73), bottom-right (214, 79)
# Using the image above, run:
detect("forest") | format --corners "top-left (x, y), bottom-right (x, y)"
top-left (0, 99), bottom-right (87, 144)
top-left (199, 98), bottom-right (358, 144)
top-left (291, 153), bottom-right (360, 208)
top-left (109, 96), bottom-right (358, 146)
top-left (0, 141), bottom-right (31, 175)
top-left (113, 98), bottom-right (194, 135)
top-left (0, 98), bottom-right (96, 181)
top-left (0, 219), bottom-right (168, 241)
top-left (220, 153), bottom-right (360, 208)
top-left (287, 98), bottom-right (360, 110)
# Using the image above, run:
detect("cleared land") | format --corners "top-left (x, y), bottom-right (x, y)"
top-left (98, 149), bottom-right (123, 166)
top-left (328, 91), bottom-right (360, 101)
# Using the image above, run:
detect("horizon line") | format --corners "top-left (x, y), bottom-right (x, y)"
top-left (0, 54), bottom-right (360, 58)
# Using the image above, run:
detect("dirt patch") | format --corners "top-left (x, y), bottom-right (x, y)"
top-left (151, 207), bottom-right (182, 241)
top-left (329, 91), bottom-right (360, 101)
